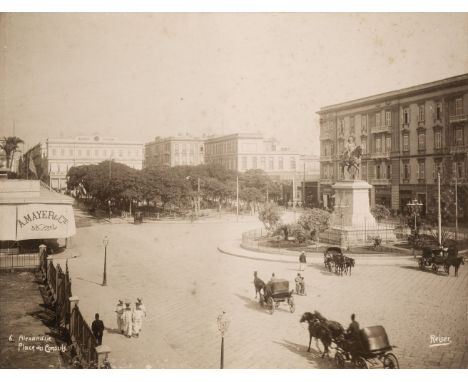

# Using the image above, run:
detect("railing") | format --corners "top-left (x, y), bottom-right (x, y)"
top-left (369, 178), bottom-right (390, 186)
top-left (449, 113), bottom-right (468, 123)
top-left (38, 248), bottom-right (101, 368)
top-left (370, 152), bottom-right (390, 159)
top-left (371, 124), bottom-right (391, 134)
top-left (0, 252), bottom-right (40, 269)
top-left (450, 145), bottom-right (467, 155)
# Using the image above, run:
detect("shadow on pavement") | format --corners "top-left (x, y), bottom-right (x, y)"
top-left (273, 339), bottom-right (334, 369)
top-left (234, 293), bottom-right (270, 314)
top-left (75, 276), bottom-right (103, 286)
top-left (399, 265), bottom-right (449, 277)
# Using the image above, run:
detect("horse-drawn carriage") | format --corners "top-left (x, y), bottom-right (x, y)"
top-left (334, 325), bottom-right (399, 369)
top-left (260, 279), bottom-right (295, 315)
top-left (417, 247), bottom-right (448, 272)
top-left (324, 247), bottom-right (355, 276)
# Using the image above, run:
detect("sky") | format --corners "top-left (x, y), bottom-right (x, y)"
top-left (0, 13), bottom-right (467, 155)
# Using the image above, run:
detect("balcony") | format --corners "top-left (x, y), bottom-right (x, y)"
top-left (449, 114), bottom-right (468, 123)
top-left (401, 123), bottom-right (410, 131)
top-left (450, 145), bottom-right (468, 155)
top-left (369, 178), bottom-right (390, 186)
top-left (320, 155), bottom-right (333, 162)
top-left (320, 178), bottom-right (334, 185)
top-left (418, 178), bottom-right (426, 184)
top-left (433, 118), bottom-right (443, 128)
top-left (371, 124), bottom-right (391, 134)
top-left (370, 152), bottom-right (390, 160)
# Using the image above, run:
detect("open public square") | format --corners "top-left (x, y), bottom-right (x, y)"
top-left (55, 210), bottom-right (468, 369)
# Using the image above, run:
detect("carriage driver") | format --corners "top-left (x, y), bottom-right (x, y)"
top-left (346, 313), bottom-right (361, 358)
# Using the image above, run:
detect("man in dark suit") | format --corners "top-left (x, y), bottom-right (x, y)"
top-left (91, 313), bottom-right (105, 346)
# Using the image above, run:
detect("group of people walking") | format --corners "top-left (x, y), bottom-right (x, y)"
top-left (115, 298), bottom-right (147, 338)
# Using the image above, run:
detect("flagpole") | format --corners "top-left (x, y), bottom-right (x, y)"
top-left (455, 176), bottom-right (458, 241)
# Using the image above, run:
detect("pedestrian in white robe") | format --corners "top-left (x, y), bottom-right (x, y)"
top-left (122, 303), bottom-right (133, 338)
top-left (115, 300), bottom-right (124, 333)
top-left (136, 298), bottom-right (146, 317)
top-left (132, 305), bottom-right (144, 337)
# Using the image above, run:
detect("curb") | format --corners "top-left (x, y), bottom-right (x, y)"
top-left (218, 240), bottom-right (416, 266)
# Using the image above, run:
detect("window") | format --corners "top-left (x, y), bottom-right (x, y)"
top-left (434, 131), bottom-right (442, 149)
top-left (403, 108), bottom-right (410, 124)
top-left (403, 162), bottom-right (411, 180)
top-left (175, 144), bottom-right (179, 153)
top-left (241, 157), bottom-right (247, 170)
top-left (455, 97), bottom-right (463, 115)
top-left (290, 157), bottom-right (296, 170)
top-left (338, 141), bottom-right (344, 153)
top-left (118, 150), bottom-right (123, 157)
top-left (385, 111), bottom-right (391, 126)
top-left (375, 164), bottom-right (381, 179)
top-left (403, 135), bottom-right (409, 152)
top-left (454, 128), bottom-right (463, 146)
top-left (278, 157), bottom-right (284, 170)
top-left (77, 149), bottom-right (82, 157)
top-left (418, 105), bottom-right (425, 122)
top-left (182, 144), bottom-right (187, 154)
top-left (69, 149), bottom-right (73, 156)
top-left (385, 136), bottom-right (391, 153)
top-left (387, 164), bottom-right (392, 179)
top-left (103, 150), bottom-right (107, 157)
top-left (252, 157), bottom-right (257, 169)
top-left (418, 161), bottom-right (425, 180)
top-left (60, 149), bottom-right (65, 156)
top-left (434, 160), bottom-right (443, 179)
top-left (361, 163), bottom-right (367, 179)
top-left (95, 149), bottom-right (99, 157)
top-left (52, 148), bottom-right (57, 156)
top-left (361, 115), bottom-right (367, 133)
top-left (457, 161), bottom-right (465, 178)
top-left (376, 112), bottom-right (381, 127)
top-left (418, 132), bottom-right (426, 151)
top-left (269, 157), bottom-right (274, 170)
top-left (260, 157), bottom-right (266, 169)
top-left (376, 137), bottom-right (382, 153)
top-left (436, 102), bottom-right (442, 120)
top-left (361, 138), bottom-right (367, 154)
top-left (350, 125), bottom-right (355, 135)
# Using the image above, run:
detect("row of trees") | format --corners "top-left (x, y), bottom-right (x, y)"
top-left (67, 161), bottom-right (291, 215)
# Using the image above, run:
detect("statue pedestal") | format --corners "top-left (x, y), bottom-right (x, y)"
top-left (320, 180), bottom-right (397, 247)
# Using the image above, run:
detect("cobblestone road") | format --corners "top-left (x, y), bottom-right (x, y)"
top-left (59, 212), bottom-right (467, 369)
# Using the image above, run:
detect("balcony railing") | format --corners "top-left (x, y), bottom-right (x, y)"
top-left (370, 124), bottom-right (391, 134)
top-left (320, 178), bottom-right (334, 185)
top-left (449, 114), bottom-right (468, 123)
top-left (450, 145), bottom-right (468, 155)
top-left (369, 178), bottom-right (390, 186)
top-left (320, 155), bottom-right (333, 162)
top-left (370, 152), bottom-right (390, 159)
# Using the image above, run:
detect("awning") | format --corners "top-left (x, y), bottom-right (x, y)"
top-left (0, 180), bottom-right (76, 241)
top-left (0, 203), bottom-right (76, 241)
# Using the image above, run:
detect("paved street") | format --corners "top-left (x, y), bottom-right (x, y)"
top-left (57, 210), bottom-right (468, 369)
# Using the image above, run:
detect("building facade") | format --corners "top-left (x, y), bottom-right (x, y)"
top-left (25, 136), bottom-right (144, 191)
top-left (318, 73), bottom-right (468, 213)
top-left (144, 136), bottom-right (204, 167)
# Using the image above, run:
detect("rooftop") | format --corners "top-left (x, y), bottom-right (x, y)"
top-left (0, 179), bottom-right (74, 205)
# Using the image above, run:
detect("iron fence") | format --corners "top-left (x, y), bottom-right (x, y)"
top-left (0, 252), bottom-right (40, 269)
top-left (70, 305), bottom-right (98, 364)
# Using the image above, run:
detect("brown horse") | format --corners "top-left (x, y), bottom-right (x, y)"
top-left (445, 256), bottom-right (465, 277)
top-left (300, 312), bottom-right (332, 358)
top-left (253, 271), bottom-right (266, 298)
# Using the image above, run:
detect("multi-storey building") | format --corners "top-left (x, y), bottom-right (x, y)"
top-left (24, 136), bottom-right (144, 191)
top-left (318, 73), bottom-right (468, 213)
top-left (144, 136), bottom-right (204, 167)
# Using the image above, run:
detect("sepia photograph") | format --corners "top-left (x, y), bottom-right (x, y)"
top-left (0, 4), bottom-right (467, 375)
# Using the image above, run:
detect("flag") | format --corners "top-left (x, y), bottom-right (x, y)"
top-left (79, 181), bottom-right (87, 196)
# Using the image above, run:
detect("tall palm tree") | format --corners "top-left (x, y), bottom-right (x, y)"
top-left (0, 136), bottom-right (24, 171)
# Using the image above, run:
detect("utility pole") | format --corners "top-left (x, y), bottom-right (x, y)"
top-left (437, 172), bottom-right (442, 246)
top-left (197, 177), bottom-right (200, 217)
top-left (303, 160), bottom-right (306, 207)
top-left (236, 176), bottom-right (239, 222)
top-left (455, 176), bottom-right (458, 241)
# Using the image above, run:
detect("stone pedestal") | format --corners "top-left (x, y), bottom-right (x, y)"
top-left (329, 180), bottom-right (377, 227)
top-left (320, 180), bottom-right (397, 246)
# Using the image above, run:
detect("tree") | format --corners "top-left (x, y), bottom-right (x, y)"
top-left (258, 202), bottom-right (282, 232)
top-left (0, 136), bottom-right (24, 170)
top-left (298, 208), bottom-right (331, 239)
top-left (371, 204), bottom-right (391, 223)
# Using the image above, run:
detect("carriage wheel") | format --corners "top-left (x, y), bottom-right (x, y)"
top-left (383, 353), bottom-right (399, 369)
top-left (432, 263), bottom-right (438, 273)
top-left (335, 352), bottom-right (345, 369)
top-left (288, 297), bottom-right (295, 313)
top-left (353, 356), bottom-right (368, 369)
top-left (267, 297), bottom-right (275, 315)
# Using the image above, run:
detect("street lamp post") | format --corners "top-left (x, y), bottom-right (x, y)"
top-left (102, 236), bottom-right (109, 286)
top-left (217, 311), bottom-right (230, 369)
top-left (407, 199), bottom-right (423, 257)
